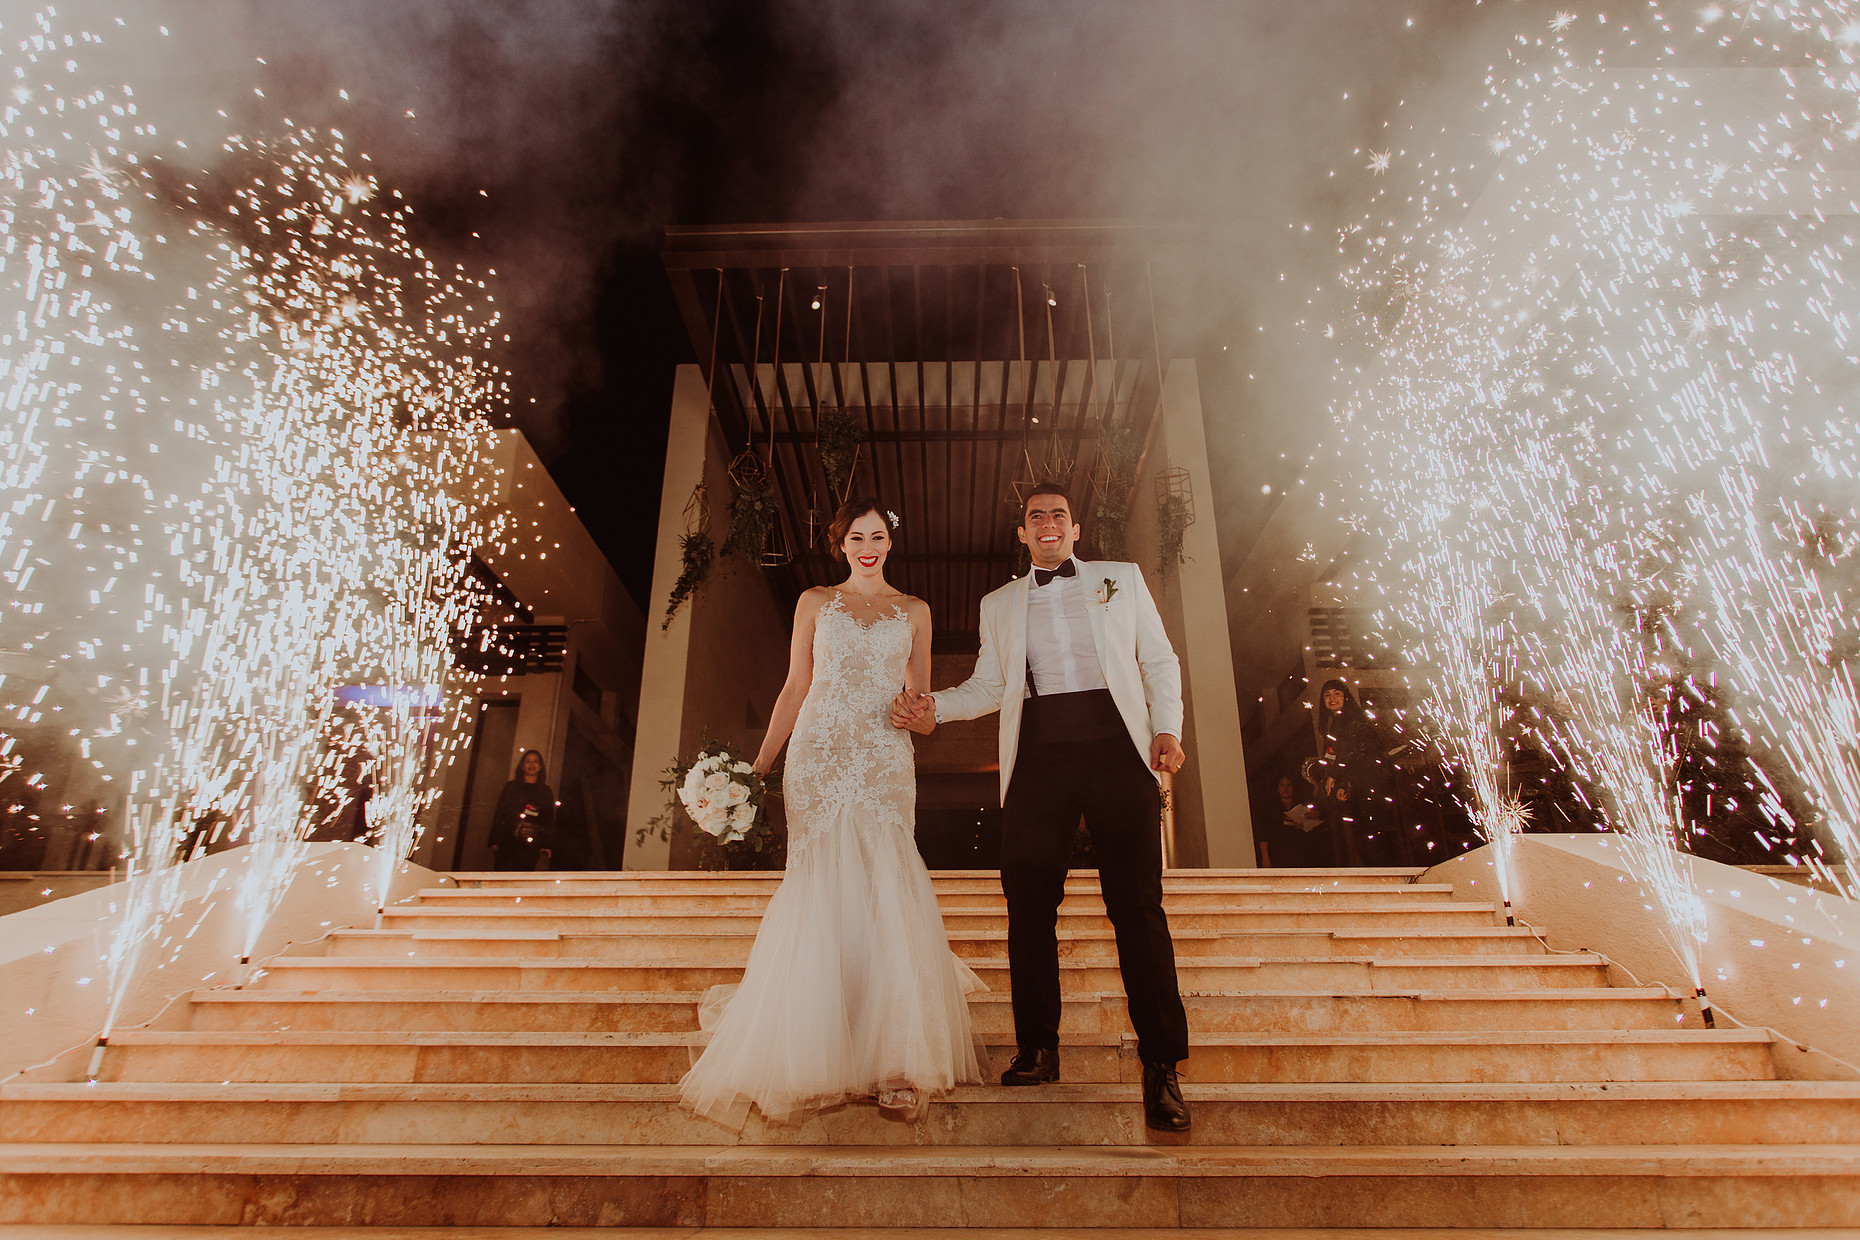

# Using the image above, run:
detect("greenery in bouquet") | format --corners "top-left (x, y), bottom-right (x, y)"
top-left (636, 735), bottom-right (780, 864)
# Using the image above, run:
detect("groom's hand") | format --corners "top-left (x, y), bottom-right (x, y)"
top-left (889, 690), bottom-right (936, 734)
top-left (1150, 733), bottom-right (1185, 775)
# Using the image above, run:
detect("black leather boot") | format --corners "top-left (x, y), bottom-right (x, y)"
top-left (999, 1046), bottom-right (1060, 1086)
top-left (1142, 1060), bottom-right (1191, 1131)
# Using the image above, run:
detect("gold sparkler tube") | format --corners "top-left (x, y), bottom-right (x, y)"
top-left (84, 1035), bottom-right (109, 1082)
top-left (1695, 986), bottom-right (1716, 1029)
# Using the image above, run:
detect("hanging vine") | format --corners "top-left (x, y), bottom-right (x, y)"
top-left (1156, 491), bottom-right (1192, 580)
top-left (663, 483), bottom-right (714, 630)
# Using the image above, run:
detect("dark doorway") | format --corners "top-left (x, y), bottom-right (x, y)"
top-left (451, 700), bottom-right (521, 871)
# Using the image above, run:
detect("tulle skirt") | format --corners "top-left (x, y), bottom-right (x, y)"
top-left (678, 811), bottom-right (985, 1129)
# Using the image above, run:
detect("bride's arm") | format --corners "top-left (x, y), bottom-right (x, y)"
top-left (904, 597), bottom-right (933, 697)
top-left (752, 590), bottom-right (822, 776)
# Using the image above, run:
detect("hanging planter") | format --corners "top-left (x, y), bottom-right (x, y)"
top-left (724, 450), bottom-right (789, 568)
top-left (1089, 422), bottom-right (1141, 561)
top-left (1155, 466), bottom-right (1194, 580)
top-left (663, 483), bottom-right (715, 631)
top-left (817, 406), bottom-right (865, 506)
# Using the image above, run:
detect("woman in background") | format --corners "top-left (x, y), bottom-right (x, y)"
top-left (489, 749), bottom-right (556, 871)
top-left (1313, 679), bottom-right (1399, 866)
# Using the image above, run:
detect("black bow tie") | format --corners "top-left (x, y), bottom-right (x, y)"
top-left (1032, 560), bottom-right (1076, 587)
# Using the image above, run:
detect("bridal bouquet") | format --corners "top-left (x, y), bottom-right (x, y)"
top-left (638, 735), bottom-right (780, 863)
top-left (679, 747), bottom-right (765, 843)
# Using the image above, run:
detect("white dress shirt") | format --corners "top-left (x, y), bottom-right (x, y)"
top-left (934, 556), bottom-right (1109, 723)
top-left (1023, 557), bottom-right (1109, 697)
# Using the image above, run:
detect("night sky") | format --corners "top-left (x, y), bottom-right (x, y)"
top-left (73, 0), bottom-right (1558, 606)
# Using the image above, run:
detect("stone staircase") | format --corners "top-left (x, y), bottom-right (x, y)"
top-left (3, 867), bottom-right (1857, 1229)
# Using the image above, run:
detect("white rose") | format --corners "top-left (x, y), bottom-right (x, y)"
top-left (724, 781), bottom-right (749, 805)
top-left (704, 771), bottom-right (729, 791)
top-left (682, 768), bottom-right (706, 799)
top-left (697, 807), bottom-right (729, 837)
top-left (732, 761), bottom-right (753, 774)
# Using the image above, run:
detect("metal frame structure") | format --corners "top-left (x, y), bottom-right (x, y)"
top-left (660, 221), bottom-right (1199, 644)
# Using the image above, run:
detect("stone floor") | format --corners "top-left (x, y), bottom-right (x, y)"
top-left (4, 868), bottom-right (1858, 1229)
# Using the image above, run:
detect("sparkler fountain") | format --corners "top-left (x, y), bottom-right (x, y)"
top-left (0, 10), bottom-right (507, 1071)
top-left (1342, 230), bottom-right (1532, 920)
top-left (1332, 2), bottom-right (1860, 1023)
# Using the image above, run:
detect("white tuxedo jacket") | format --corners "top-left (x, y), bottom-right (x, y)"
top-left (932, 559), bottom-right (1184, 806)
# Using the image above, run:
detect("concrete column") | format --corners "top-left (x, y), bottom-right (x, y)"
top-left (1150, 360), bottom-right (1255, 867)
top-left (624, 364), bottom-right (712, 869)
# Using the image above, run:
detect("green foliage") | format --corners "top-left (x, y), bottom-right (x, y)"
top-left (817, 407), bottom-right (865, 503)
top-left (1091, 423), bottom-right (1141, 561)
top-left (1157, 492), bottom-right (1191, 580)
top-left (662, 530), bottom-right (714, 631)
top-left (723, 462), bottom-right (780, 562)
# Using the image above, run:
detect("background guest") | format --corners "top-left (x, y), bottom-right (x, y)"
top-left (1313, 679), bottom-right (1401, 865)
top-left (490, 749), bottom-right (557, 871)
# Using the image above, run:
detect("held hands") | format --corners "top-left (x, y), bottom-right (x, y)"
top-left (889, 689), bottom-right (937, 735)
top-left (1150, 732), bottom-right (1186, 775)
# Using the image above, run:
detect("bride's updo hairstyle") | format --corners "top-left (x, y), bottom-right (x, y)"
top-left (827, 497), bottom-right (891, 561)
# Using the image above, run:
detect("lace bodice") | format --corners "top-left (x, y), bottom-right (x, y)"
top-left (783, 591), bottom-right (915, 864)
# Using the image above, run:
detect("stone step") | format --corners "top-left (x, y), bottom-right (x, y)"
top-left (170, 987), bottom-right (1686, 1036)
top-left (410, 888), bottom-right (1472, 914)
top-left (6, 1080), bottom-right (1853, 1148)
top-left (379, 907), bottom-right (1542, 952)
top-left (87, 1027), bottom-right (1777, 1086)
top-left (0, 1230), bottom-right (1837, 1240)
top-left (5, 1141), bottom-right (1855, 1228)
top-left (245, 953), bottom-right (1611, 994)
top-left (442, 867), bottom-right (1433, 892)
top-left (317, 927), bottom-right (1255, 963)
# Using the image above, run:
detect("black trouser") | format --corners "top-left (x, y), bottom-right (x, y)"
top-left (1001, 721), bottom-right (1190, 1066)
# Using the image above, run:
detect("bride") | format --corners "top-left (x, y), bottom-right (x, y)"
top-left (678, 497), bottom-right (984, 1128)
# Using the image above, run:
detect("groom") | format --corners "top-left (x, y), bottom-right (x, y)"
top-left (890, 484), bottom-right (1191, 1131)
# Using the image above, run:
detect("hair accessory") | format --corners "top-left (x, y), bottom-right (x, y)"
top-left (887, 509), bottom-right (901, 529)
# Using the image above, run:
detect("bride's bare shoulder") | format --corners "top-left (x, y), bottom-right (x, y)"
top-left (796, 585), bottom-right (835, 615)
top-left (898, 594), bottom-right (932, 621)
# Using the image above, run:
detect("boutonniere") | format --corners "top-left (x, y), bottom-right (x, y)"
top-left (1093, 578), bottom-right (1120, 607)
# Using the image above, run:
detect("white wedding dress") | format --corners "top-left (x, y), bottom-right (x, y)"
top-left (679, 591), bottom-right (985, 1129)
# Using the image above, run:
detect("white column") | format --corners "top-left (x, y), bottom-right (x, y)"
top-left (1160, 360), bottom-right (1255, 867)
top-left (624, 364), bottom-right (711, 869)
